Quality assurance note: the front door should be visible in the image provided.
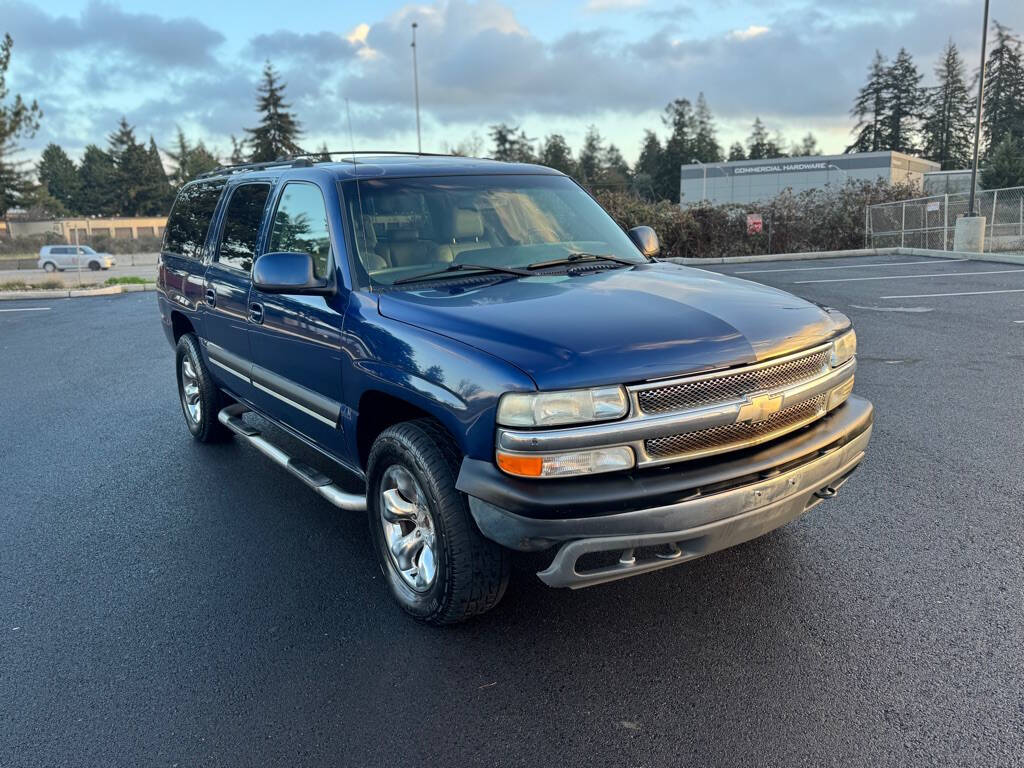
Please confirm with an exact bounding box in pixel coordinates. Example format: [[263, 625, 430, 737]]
[[248, 181, 348, 458], [201, 182, 271, 400]]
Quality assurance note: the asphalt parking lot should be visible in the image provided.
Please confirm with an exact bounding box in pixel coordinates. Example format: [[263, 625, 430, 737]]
[[2, 253, 1023, 767]]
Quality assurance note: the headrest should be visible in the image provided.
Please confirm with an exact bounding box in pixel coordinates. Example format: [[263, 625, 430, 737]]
[[390, 229, 418, 242], [452, 208, 484, 240], [360, 216, 378, 249]]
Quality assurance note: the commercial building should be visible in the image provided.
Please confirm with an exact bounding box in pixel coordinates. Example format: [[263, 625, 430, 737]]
[[4, 216, 167, 241], [922, 169, 977, 196], [680, 151, 940, 206]]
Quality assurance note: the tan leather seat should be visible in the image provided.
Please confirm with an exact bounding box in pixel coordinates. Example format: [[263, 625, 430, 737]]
[[358, 216, 389, 271], [437, 208, 491, 262], [383, 229, 437, 268]]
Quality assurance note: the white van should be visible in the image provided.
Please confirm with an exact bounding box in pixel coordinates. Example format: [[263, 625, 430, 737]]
[[37, 245, 116, 272]]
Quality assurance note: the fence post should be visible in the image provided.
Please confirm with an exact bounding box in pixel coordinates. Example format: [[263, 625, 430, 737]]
[[943, 194, 949, 250], [900, 202, 906, 248], [990, 189, 999, 241], [1019, 194, 1022, 237], [864, 206, 870, 248]]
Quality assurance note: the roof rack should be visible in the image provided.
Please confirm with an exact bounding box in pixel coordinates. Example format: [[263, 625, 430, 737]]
[[196, 149, 461, 179]]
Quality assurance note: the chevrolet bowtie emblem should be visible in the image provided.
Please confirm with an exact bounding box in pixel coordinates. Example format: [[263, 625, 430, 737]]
[[736, 393, 784, 423]]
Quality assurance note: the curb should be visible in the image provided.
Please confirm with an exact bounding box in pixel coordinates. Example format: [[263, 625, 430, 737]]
[[0, 283, 156, 301], [670, 248, 904, 265]]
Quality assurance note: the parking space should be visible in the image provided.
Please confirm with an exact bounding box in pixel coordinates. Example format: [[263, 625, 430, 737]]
[[2, 267, 1024, 766]]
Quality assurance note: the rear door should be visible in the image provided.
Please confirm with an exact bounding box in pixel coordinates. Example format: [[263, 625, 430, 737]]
[[202, 182, 272, 399], [247, 181, 348, 451]]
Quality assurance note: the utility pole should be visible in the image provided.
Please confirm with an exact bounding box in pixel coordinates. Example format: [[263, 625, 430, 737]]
[[968, 0, 989, 217], [411, 22, 422, 154], [74, 224, 82, 288]]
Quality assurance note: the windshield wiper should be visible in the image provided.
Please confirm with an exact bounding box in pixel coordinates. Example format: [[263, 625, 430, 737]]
[[526, 252, 642, 270], [392, 262, 531, 286]]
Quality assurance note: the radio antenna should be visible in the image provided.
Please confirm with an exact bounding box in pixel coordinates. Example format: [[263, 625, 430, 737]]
[[346, 98, 369, 270]]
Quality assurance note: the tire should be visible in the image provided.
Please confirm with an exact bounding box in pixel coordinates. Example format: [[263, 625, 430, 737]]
[[88, 261, 101, 271], [42, 262, 56, 273], [367, 419, 510, 625], [174, 333, 231, 443]]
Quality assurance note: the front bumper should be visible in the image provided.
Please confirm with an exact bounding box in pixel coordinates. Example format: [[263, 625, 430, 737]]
[[461, 395, 872, 588]]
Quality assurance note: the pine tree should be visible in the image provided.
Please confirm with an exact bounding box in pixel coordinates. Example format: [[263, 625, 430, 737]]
[[657, 99, 695, 200], [489, 123, 535, 163], [747, 117, 771, 159], [847, 51, 889, 152], [982, 22, 1024, 157], [601, 144, 631, 188], [981, 135, 1024, 188], [793, 133, 820, 156], [37, 143, 80, 214], [727, 142, 746, 161], [883, 48, 924, 153], [76, 145, 119, 215], [691, 93, 723, 162], [577, 125, 605, 185], [921, 41, 974, 170], [188, 141, 220, 177], [0, 34, 42, 216], [108, 116, 150, 215], [228, 135, 247, 165], [245, 62, 304, 162], [167, 127, 220, 185], [135, 137, 173, 215], [635, 131, 664, 199], [539, 134, 576, 176]]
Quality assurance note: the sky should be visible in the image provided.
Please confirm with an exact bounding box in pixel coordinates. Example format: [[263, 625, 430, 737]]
[[2, 0, 1023, 167]]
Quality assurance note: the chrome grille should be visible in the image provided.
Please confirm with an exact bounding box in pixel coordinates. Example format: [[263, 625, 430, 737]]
[[645, 395, 828, 460], [636, 347, 830, 414]]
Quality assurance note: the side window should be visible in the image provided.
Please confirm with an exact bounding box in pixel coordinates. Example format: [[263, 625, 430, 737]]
[[267, 183, 331, 279], [216, 183, 271, 273], [163, 181, 226, 260]]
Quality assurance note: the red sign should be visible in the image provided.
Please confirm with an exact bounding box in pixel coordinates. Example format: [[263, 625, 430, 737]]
[[747, 213, 763, 235]]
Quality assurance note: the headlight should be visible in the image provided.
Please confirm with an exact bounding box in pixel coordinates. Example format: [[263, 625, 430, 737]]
[[497, 386, 628, 428], [830, 329, 856, 367], [496, 446, 635, 478]]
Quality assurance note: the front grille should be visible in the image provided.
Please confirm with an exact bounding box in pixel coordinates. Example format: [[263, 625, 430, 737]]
[[636, 347, 830, 414], [645, 394, 828, 461]]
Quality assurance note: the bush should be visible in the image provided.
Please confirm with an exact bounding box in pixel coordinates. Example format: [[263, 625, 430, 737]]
[[104, 276, 148, 286], [594, 179, 921, 259], [0, 233, 162, 256]]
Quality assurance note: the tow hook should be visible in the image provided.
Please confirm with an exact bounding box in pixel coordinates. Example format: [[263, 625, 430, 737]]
[[814, 485, 838, 499]]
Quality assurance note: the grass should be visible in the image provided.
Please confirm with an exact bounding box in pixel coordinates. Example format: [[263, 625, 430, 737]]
[[0, 279, 66, 291], [104, 276, 148, 286]]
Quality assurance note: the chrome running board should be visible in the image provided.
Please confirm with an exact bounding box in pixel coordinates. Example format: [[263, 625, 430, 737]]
[[217, 404, 367, 512]]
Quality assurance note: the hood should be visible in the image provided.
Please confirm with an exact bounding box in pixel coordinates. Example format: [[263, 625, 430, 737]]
[[378, 263, 843, 390]]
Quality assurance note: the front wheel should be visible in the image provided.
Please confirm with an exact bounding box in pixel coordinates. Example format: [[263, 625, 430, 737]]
[[367, 420, 510, 624], [88, 261, 101, 271], [174, 333, 231, 443]]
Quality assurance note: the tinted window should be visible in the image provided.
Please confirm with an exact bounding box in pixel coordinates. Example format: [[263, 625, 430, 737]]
[[163, 181, 225, 260], [267, 183, 331, 278], [216, 183, 271, 273]]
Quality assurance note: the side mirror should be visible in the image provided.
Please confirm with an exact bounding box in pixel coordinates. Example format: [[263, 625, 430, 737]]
[[627, 226, 660, 258], [253, 251, 331, 294]]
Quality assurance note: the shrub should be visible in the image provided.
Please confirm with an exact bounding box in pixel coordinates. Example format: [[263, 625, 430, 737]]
[[594, 179, 921, 259], [0, 233, 162, 256]]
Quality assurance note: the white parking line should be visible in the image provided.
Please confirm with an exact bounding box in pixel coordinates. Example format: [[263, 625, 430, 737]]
[[795, 269, 1024, 284], [736, 259, 967, 274], [0, 307, 51, 312], [881, 288, 1024, 299]]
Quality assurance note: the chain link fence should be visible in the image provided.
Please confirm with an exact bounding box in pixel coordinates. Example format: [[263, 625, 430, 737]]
[[867, 186, 1024, 253]]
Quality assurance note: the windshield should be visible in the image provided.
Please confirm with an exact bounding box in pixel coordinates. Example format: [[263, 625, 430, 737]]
[[343, 174, 645, 287]]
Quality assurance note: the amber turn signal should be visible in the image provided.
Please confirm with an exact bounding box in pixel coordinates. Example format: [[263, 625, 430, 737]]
[[496, 452, 544, 477]]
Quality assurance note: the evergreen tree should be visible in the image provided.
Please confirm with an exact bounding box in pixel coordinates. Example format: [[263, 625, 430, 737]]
[[37, 143, 80, 214], [747, 117, 771, 159], [539, 134, 576, 176], [847, 51, 889, 152], [313, 142, 331, 162], [656, 99, 695, 200], [883, 48, 924, 153], [690, 92, 723, 162], [766, 131, 788, 158], [76, 144, 119, 215], [982, 22, 1024, 157], [793, 133, 820, 156], [188, 141, 220, 177], [601, 143, 631, 188], [921, 41, 974, 170], [576, 125, 605, 185], [135, 137, 173, 215], [634, 131, 664, 199], [727, 142, 747, 161], [108, 116, 150, 215], [167, 127, 220, 185], [0, 34, 42, 216], [981, 135, 1024, 188], [228, 135, 247, 165], [489, 123, 535, 163], [245, 62, 304, 162]]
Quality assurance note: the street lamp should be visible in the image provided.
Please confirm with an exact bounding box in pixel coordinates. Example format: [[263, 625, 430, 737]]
[[411, 22, 422, 154], [968, 0, 990, 217], [826, 164, 849, 184]]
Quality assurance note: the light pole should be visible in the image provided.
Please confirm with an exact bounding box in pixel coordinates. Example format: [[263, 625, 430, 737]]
[[826, 163, 849, 184], [968, 0, 990, 217], [411, 22, 422, 154]]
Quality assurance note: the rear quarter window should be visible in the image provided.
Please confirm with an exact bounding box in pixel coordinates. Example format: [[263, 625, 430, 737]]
[[163, 181, 226, 260]]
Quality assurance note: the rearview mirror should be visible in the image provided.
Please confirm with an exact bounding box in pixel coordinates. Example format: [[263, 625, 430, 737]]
[[627, 226, 661, 258], [253, 251, 331, 294]]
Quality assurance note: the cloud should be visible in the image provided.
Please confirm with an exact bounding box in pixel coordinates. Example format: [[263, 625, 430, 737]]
[[584, 0, 647, 12], [728, 25, 771, 41]]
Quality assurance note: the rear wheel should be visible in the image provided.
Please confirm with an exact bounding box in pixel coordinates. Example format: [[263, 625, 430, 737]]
[[175, 333, 231, 443], [367, 419, 510, 624], [42, 262, 56, 273]]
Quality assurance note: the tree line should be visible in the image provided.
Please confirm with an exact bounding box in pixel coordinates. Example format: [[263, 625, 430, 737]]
[[1, 21, 1023, 220]]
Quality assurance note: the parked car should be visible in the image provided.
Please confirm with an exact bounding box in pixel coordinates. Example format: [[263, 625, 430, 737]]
[[156, 154, 873, 624], [38, 245, 116, 272]]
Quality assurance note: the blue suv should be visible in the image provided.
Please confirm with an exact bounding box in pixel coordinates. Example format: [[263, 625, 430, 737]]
[[157, 153, 872, 624]]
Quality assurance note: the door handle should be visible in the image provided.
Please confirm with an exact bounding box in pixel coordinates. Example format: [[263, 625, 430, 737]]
[[205, 287, 216, 306], [249, 302, 265, 324]]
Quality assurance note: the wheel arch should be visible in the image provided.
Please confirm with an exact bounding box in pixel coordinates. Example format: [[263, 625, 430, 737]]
[[355, 389, 462, 471], [170, 310, 195, 343]]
